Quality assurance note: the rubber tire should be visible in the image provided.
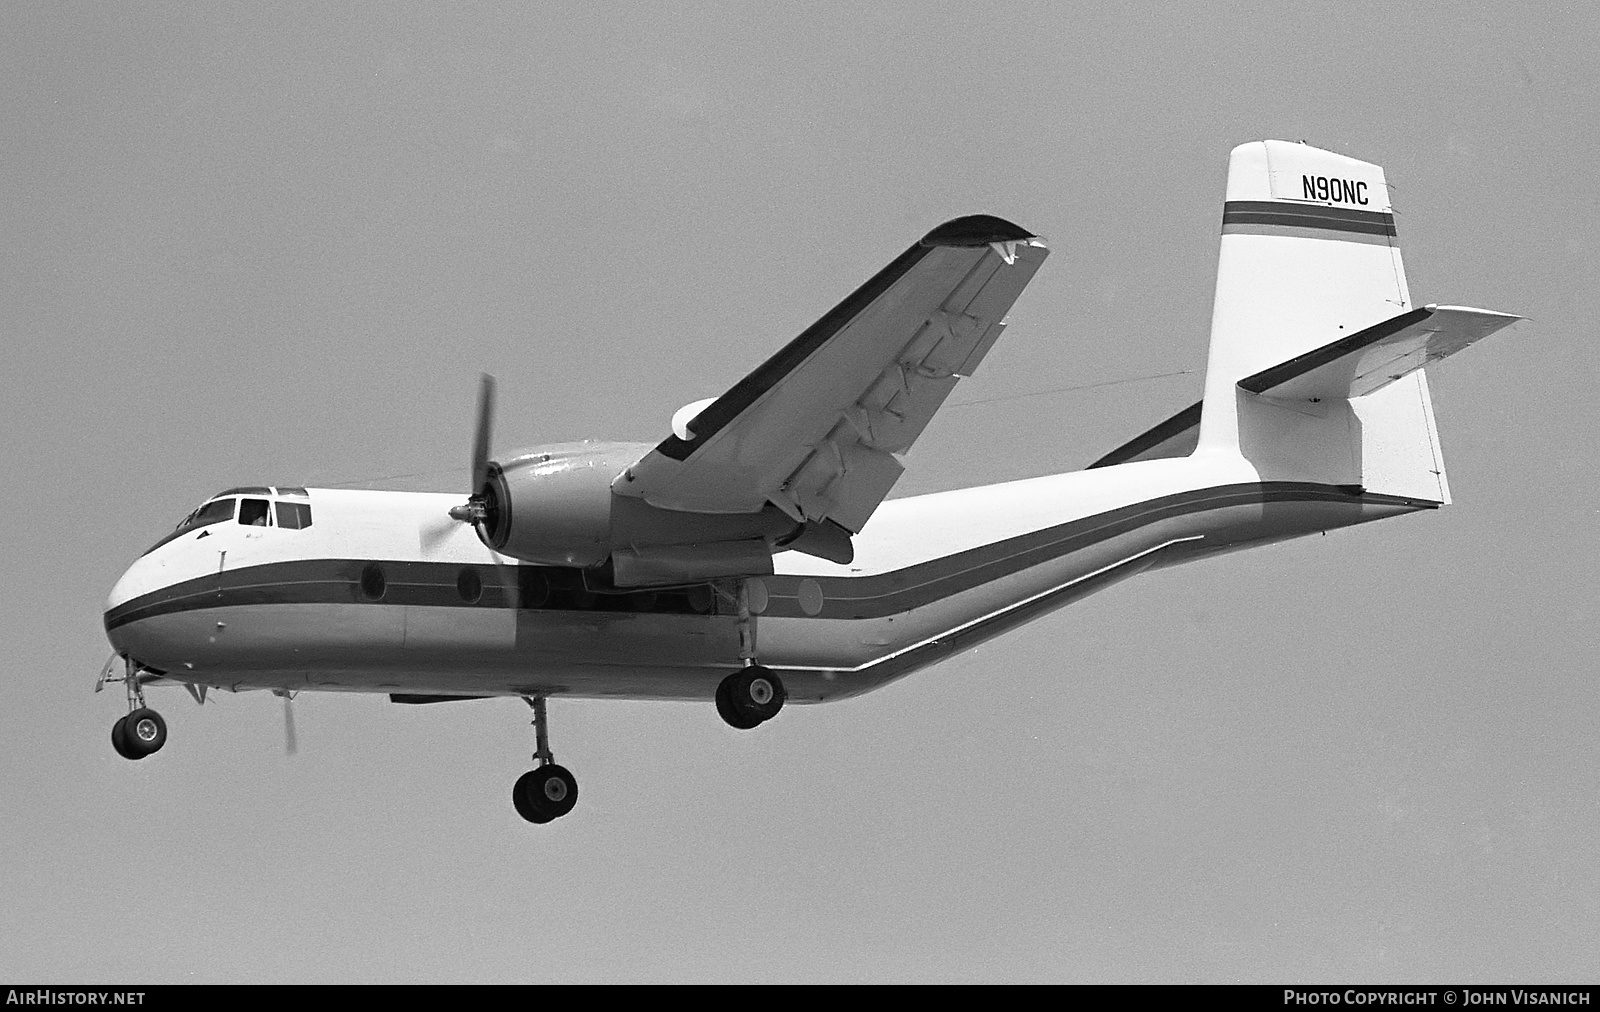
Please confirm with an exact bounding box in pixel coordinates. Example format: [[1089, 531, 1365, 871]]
[[724, 666, 785, 723], [532, 764, 578, 819], [715, 675, 765, 730], [123, 707, 167, 757], [513, 765, 578, 822], [111, 716, 142, 761], [513, 770, 554, 824]]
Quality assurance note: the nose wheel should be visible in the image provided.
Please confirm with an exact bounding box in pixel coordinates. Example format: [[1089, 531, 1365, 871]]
[[101, 656, 168, 760], [512, 695, 578, 824], [112, 707, 168, 760]]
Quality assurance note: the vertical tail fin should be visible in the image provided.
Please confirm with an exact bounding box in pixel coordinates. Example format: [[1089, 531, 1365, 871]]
[[1196, 140, 1449, 502]]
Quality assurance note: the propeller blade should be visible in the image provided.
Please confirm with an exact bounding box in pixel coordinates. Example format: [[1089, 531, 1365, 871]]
[[419, 515, 465, 553], [471, 373, 496, 494], [476, 519, 506, 560], [477, 520, 518, 595]]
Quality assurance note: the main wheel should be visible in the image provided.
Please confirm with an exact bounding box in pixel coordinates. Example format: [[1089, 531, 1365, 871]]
[[721, 666, 785, 724], [715, 676, 764, 729], [513, 765, 579, 823], [512, 770, 554, 824], [123, 707, 167, 757], [111, 716, 141, 761]]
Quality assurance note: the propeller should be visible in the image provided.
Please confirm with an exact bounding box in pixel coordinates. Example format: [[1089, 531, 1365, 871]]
[[440, 373, 519, 602], [470, 372, 495, 500], [448, 373, 497, 540], [421, 374, 498, 554]]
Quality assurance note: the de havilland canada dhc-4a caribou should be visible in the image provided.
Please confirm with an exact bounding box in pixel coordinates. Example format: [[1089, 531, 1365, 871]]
[[102, 141, 1518, 823]]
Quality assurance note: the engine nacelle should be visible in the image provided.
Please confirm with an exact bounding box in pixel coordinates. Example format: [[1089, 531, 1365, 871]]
[[484, 442, 650, 567]]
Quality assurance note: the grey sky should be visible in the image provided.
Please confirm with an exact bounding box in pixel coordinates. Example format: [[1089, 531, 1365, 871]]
[[2, 2, 1596, 982]]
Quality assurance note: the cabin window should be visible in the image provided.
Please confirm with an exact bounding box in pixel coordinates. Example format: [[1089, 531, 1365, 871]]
[[275, 501, 313, 530], [360, 562, 387, 601], [238, 498, 271, 526]]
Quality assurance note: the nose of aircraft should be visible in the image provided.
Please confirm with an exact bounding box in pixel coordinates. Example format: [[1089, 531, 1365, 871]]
[[103, 551, 169, 647], [106, 558, 146, 616]]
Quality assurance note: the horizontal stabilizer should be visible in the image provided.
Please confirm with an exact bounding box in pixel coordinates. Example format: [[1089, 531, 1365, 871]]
[[1240, 305, 1520, 402]]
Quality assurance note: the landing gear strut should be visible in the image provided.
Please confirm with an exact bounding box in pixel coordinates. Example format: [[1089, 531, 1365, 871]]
[[100, 655, 168, 761], [512, 695, 578, 824], [714, 579, 786, 730]]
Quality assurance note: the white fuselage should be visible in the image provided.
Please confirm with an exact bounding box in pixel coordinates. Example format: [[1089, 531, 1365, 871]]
[[103, 452, 1430, 704]]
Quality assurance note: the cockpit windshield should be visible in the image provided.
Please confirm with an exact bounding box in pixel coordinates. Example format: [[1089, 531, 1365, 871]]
[[142, 498, 236, 555], [181, 497, 237, 533], [142, 487, 314, 555]]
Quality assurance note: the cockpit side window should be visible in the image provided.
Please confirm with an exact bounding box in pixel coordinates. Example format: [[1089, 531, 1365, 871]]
[[275, 501, 313, 530], [238, 498, 271, 526]]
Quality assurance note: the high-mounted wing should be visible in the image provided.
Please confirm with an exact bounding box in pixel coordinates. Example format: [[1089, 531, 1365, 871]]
[[613, 215, 1050, 533]]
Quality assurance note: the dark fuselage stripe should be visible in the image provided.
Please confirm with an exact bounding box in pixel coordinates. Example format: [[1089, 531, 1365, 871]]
[[105, 482, 1435, 632], [758, 481, 1427, 618]]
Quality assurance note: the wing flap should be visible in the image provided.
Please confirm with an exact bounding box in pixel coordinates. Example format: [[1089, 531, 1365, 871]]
[[617, 216, 1049, 531]]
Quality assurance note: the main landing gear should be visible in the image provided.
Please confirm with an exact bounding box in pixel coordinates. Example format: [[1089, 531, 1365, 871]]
[[99, 655, 168, 761], [713, 579, 786, 730], [512, 695, 578, 824]]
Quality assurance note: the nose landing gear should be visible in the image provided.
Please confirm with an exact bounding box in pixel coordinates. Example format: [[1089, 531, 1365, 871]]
[[112, 707, 168, 760], [512, 695, 578, 824], [99, 655, 169, 760]]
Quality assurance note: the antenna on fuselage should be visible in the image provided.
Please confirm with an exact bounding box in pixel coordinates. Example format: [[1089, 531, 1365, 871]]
[[272, 688, 298, 756]]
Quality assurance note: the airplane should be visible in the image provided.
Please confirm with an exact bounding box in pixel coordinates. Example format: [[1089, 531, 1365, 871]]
[[101, 140, 1519, 824]]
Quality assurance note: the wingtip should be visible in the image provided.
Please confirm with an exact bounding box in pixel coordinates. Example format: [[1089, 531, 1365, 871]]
[[920, 214, 1036, 248]]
